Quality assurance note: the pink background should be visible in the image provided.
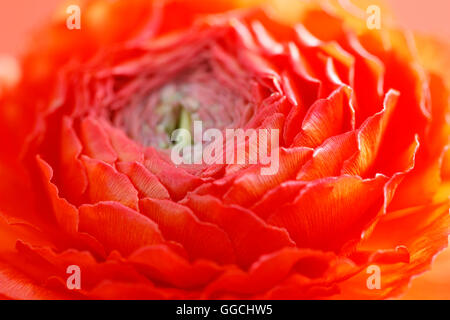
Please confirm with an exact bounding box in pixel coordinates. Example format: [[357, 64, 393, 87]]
[[0, 0, 449, 55]]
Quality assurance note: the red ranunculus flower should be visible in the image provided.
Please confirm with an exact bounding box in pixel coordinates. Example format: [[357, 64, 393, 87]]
[[0, 0, 449, 299]]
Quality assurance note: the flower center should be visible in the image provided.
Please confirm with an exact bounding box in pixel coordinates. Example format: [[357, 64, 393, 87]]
[[109, 64, 253, 149], [159, 103, 193, 149]]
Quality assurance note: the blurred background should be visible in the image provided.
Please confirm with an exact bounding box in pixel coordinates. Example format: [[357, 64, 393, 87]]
[[0, 0, 448, 299], [0, 0, 449, 56]]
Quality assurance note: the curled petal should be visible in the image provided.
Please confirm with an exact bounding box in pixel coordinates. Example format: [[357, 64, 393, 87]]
[[79, 201, 165, 256]]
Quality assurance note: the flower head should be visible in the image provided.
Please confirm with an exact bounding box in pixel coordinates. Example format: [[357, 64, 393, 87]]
[[0, 0, 448, 299]]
